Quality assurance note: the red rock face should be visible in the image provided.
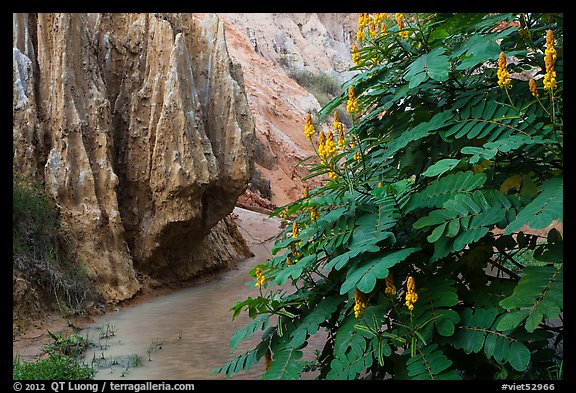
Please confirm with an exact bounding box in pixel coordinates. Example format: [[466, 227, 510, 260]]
[[215, 13, 357, 209]]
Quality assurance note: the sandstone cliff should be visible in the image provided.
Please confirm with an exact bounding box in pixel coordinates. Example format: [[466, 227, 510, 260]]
[[216, 13, 357, 207], [13, 13, 254, 306]]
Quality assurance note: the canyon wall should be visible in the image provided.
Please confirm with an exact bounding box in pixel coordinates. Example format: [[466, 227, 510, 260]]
[[217, 13, 357, 207], [13, 13, 254, 304]]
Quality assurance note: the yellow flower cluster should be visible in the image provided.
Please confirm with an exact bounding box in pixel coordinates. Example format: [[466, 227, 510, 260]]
[[318, 131, 337, 163], [356, 13, 390, 46], [255, 267, 265, 287], [292, 221, 299, 238], [333, 111, 341, 131], [357, 13, 371, 42], [351, 43, 361, 65], [264, 348, 272, 371], [291, 242, 300, 260], [346, 85, 359, 115], [368, 21, 375, 38], [279, 209, 288, 219], [396, 13, 409, 39], [337, 128, 346, 150], [310, 205, 319, 222], [353, 150, 361, 161], [529, 78, 539, 97], [334, 112, 346, 150], [405, 276, 418, 311], [497, 51, 512, 88], [373, 13, 390, 27], [304, 113, 316, 142], [385, 275, 396, 296], [354, 289, 367, 318], [543, 29, 557, 91]]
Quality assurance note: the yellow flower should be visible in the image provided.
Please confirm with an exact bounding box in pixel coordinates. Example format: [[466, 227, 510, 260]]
[[356, 13, 370, 43], [310, 206, 319, 221], [396, 13, 409, 39], [395, 13, 404, 29], [346, 85, 359, 115], [292, 221, 299, 238], [264, 348, 272, 371], [385, 275, 396, 296], [544, 30, 557, 92], [497, 51, 512, 88], [351, 42, 361, 65], [255, 267, 265, 287], [529, 78, 539, 97], [405, 275, 418, 311], [354, 289, 367, 318], [369, 21, 376, 37], [545, 29, 557, 62], [319, 131, 337, 163], [353, 150, 361, 161], [304, 113, 316, 142], [337, 127, 346, 150], [290, 242, 300, 260], [279, 209, 288, 219]]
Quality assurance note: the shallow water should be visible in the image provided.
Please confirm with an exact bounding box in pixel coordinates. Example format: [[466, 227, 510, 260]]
[[81, 240, 274, 380]]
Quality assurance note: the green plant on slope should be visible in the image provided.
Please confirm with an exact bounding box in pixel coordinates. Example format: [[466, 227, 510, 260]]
[[215, 12, 562, 380], [14, 331, 95, 380], [13, 177, 97, 314]]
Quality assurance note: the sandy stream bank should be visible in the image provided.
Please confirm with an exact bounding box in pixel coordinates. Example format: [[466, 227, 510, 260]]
[[12, 207, 283, 367]]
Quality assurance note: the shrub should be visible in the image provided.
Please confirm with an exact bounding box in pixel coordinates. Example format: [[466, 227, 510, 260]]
[[216, 13, 562, 380], [13, 355, 95, 380], [13, 177, 97, 314], [13, 331, 95, 380]]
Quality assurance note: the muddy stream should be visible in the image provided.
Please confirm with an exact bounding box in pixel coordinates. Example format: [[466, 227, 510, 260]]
[[76, 207, 322, 380]]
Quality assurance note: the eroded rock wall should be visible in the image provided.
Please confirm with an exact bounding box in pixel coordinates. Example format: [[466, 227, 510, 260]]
[[13, 13, 254, 303]]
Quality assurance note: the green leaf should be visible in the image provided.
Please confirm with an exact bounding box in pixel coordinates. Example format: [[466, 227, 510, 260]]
[[229, 315, 268, 352], [495, 310, 531, 331], [426, 52, 450, 82], [334, 315, 368, 358], [427, 222, 447, 243], [505, 177, 563, 234], [416, 189, 510, 252], [407, 171, 487, 212], [453, 33, 502, 71], [262, 347, 304, 380], [508, 341, 531, 372], [405, 48, 450, 86], [340, 248, 420, 294], [211, 349, 258, 378], [453, 307, 499, 353], [274, 254, 316, 286], [422, 159, 461, 178], [499, 265, 563, 332], [406, 343, 459, 380], [453, 307, 532, 371], [413, 277, 461, 337], [288, 296, 341, 347], [381, 110, 455, 159]]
